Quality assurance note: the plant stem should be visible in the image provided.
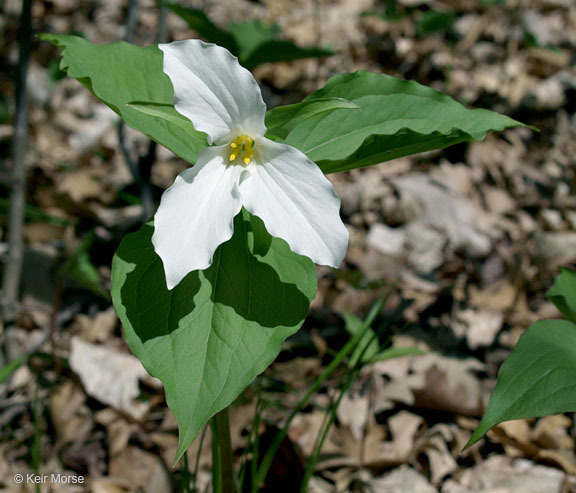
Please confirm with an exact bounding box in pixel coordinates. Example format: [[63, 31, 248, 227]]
[[1, 0, 32, 364], [211, 419, 222, 493], [214, 407, 236, 493], [180, 447, 191, 493], [117, 0, 155, 220]]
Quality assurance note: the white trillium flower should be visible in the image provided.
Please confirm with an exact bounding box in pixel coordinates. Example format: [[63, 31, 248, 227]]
[[153, 39, 349, 289]]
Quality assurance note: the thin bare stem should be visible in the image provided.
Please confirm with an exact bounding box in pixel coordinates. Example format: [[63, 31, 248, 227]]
[[116, 0, 157, 220], [1, 0, 33, 363]]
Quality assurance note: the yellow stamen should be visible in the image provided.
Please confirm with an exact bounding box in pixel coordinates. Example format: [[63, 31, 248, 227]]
[[228, 134, 255, 166], [243, 137, 253, 165]]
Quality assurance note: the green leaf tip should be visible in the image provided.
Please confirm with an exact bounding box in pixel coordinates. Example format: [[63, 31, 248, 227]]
[[279, 70, 526, 174], [546, 268, 576, 324], [38, 33, 207, 163], [465, 319, 576, 450]]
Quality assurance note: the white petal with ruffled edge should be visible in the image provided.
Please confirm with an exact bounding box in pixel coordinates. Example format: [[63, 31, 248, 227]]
[[159, 40, 267, 145], [239, 138, 349, 268], [152, 145, 244, 289]]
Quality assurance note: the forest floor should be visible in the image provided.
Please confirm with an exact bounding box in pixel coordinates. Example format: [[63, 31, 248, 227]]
[[1, 0, 576, 491]]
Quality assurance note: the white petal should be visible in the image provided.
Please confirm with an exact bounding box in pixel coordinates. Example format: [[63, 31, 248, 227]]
[[152, 146, 244, 289], [239, 138, 348, 267], [159, 40, 267, 144]]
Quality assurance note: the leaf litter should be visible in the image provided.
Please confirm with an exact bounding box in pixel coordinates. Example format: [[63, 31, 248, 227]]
[[1, 0, 576, 491]]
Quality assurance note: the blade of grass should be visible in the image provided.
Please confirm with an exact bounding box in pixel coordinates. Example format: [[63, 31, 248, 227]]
[[191, 425, 208, 493], [300, 331, 377, 491], [0, 353, 28, 384], [238, 393, 263, 489], [252, 297, 387, 491], [301, 309, 416, 489]]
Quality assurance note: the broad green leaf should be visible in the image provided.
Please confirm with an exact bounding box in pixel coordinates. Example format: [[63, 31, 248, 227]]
[[416, 10, 457, 37], [265, 98, 358, 140], [111, 211, 316, 461], [59, 232, 107, 298], [127, 102, 197, 134], [39, 34, 207, 164], [282, 71, 525, 174], [467, 319, 576, 448], [162, 4, 333, 69], [546, 268, 576, 324], [242, 40, 334, 71], [161, 2, 237, 53], [227, 20, 280, 63]]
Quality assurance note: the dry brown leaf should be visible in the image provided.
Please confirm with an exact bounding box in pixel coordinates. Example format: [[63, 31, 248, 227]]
[[370, 465, 436, 493], [95, 409, 137, 457], [90, 480, 132, 493], [452, 308, 504, 349], [415, 425, 460, 484], [57, 168, 114, 204], [410, 354, 485, 416], [50, 382, 93, 449], [72, 307, 118, 343], [373, 353, 485, 422], [393, 173, 492, 258], [532, 415, 574, 451], [69, 337, 160, 420], [289, 410, 341, 458], [336, 386, 370, 442], [24, 222, 66, 244], [468, 279, 519, 312], [488, 419, 539, 457], [108, 447, 171, 493], [370, 411, 423, 466], [442, 455, 566, 493]]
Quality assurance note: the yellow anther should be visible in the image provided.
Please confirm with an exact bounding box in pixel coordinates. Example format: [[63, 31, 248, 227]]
[[228, 134, 255, 166], [243, 137, 253, 165]]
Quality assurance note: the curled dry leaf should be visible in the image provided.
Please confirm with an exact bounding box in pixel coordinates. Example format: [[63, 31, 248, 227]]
[[414, 424, 460, 484], [50, 381, 93, 449], [373, 353, 485, 417], [370, 411, 423, 466], [69, 337, 161, 420], [108, 446, 171, 493], [337, 384, 370, 442], [442, 455, 566, 493], [452, 308, 504, 349], [370, 465, 436, 493], [72, 306, 118, 343]]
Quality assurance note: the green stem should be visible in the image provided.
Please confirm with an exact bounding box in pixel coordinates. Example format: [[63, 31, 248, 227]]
[[180, 448, 191, 493], [212, 407, 236, 493], [211, 419, 222, 493], [192, 425, 208, 492]]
